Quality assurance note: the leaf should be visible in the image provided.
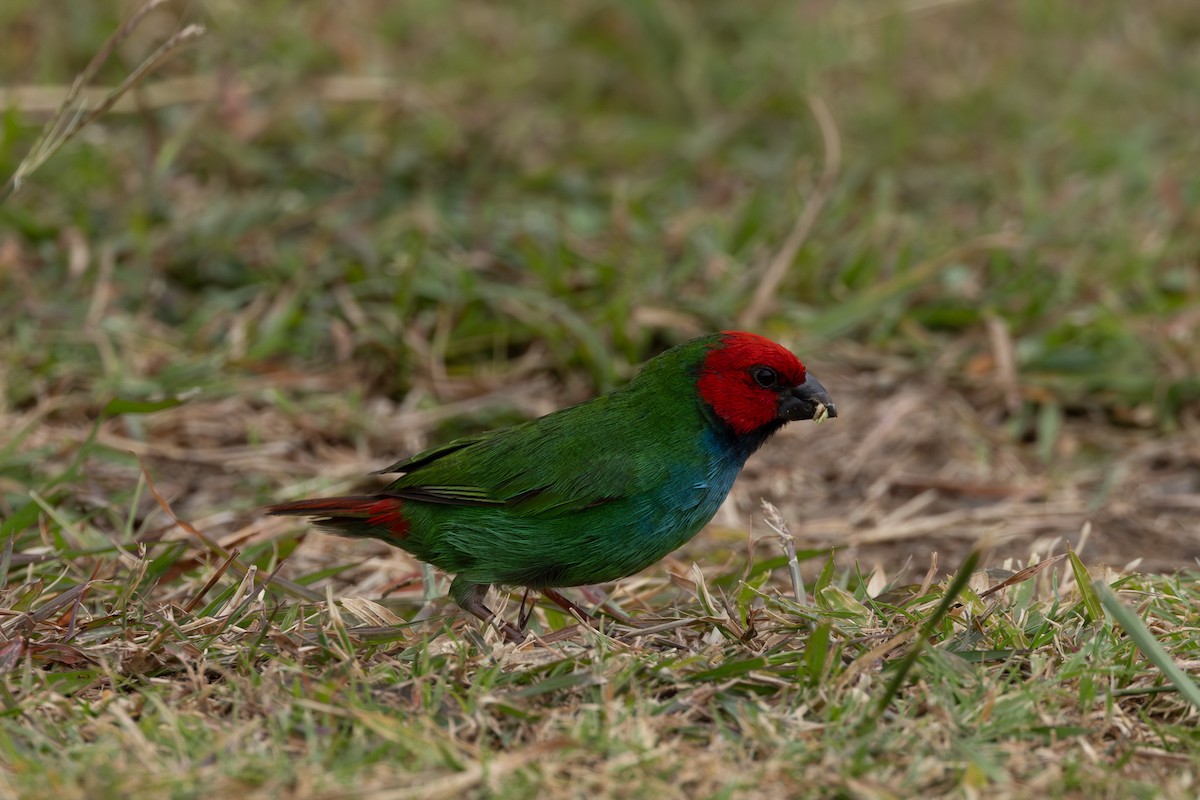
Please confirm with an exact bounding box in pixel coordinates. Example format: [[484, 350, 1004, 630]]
[[0, 639, 25, 676], [1068, 547, 1102, 622], [736, 566, 771, 622], [804, 621, 832, 684], [816, 585, 872, 623], [813, 549, 837, 596], [0, 503, 41, 540], [102, 395, 189, 416], [691, 657, 767, 682], [512, 671, 603, 698]]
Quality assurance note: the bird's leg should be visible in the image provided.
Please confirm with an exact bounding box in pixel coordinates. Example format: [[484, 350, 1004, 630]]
[[517, 588, 535, 632], [465, 592, 526, 643], [577, 585, 638, 625], [545, 587, 639, 627], [543, 588, 601, 622], [452, 578, 525, 643]]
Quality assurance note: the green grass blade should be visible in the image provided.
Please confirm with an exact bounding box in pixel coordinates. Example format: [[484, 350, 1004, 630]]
[[1068, 548, 1102, 622], [1093, 580, 1200, 711], [869, 547, 982, 721]]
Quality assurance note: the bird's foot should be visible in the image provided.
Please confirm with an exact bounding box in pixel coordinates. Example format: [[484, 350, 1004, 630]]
[[494, 616, 527, 643], [456, 581, 527, 643]]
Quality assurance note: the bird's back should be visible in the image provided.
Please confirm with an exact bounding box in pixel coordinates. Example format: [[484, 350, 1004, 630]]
[[389, 338, 750, 586]]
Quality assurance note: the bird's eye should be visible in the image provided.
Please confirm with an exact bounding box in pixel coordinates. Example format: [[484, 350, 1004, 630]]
[[750, 365, 779, 389]]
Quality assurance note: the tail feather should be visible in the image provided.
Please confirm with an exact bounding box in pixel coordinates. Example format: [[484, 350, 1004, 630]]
[[266, 495, 410, 539]]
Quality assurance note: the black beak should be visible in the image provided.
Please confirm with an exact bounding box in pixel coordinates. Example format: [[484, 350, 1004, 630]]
[[777, 374, 837, 422]]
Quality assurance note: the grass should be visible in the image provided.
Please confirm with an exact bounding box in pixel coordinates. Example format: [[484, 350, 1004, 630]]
[[0, 512, 1197, 798], [2, 0, 1200, 796]]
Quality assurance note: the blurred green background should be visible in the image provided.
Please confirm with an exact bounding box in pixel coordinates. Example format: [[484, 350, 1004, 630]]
[[2, 0, 1198, 434]]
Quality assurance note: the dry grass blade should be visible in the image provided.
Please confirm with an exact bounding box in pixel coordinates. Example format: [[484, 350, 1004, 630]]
[[740, 93, 841, 328], [761, 499, 806, 603], [0, 0, 206, 202], [978, 553, 1068, 599], [835, 626, 922, 691], [357, 739, 574, 800], [181, 549, 242, 614], [140, 459, 324, 603], [985, 313, 1022, 414], [0, 582, 92, 638], [339, 597, 405, 628]]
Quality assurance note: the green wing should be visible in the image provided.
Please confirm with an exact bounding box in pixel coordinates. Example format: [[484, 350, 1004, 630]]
[[376, 391, 683, 516]]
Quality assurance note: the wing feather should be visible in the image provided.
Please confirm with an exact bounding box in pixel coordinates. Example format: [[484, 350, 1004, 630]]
[[376, 389, 690, 516]]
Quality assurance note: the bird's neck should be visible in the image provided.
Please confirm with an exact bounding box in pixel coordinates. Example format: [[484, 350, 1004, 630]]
[[701, 403, 785, 465]]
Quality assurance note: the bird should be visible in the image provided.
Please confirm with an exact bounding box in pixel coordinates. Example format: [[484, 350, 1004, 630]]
[[267, 331, 836, 641]]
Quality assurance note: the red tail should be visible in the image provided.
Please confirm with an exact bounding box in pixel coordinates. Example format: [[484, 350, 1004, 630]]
[[266, 495, 410, 539]]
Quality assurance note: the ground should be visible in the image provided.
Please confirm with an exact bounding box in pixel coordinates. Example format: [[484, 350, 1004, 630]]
[[2, 1, 1200, 798]]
